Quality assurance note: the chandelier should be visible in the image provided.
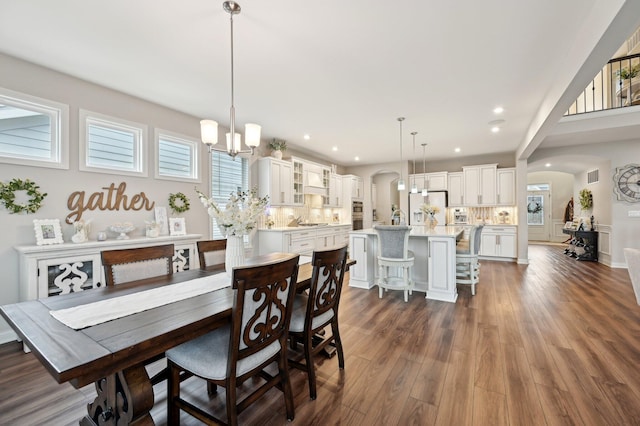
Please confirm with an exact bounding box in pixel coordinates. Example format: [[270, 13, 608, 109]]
[[200, 1, 260, 159]]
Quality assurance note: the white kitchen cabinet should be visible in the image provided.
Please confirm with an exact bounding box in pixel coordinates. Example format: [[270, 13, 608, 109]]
[[258, 225, 351, 257], [344, 174, 364, 200], [496, 168, 516, 206], [15, 234, 201, 301], [425, 172, 448, 191], [348, 233, 375, 288], [479, 226, 517, 259], [427, 236, 458, 302], [258, 157, 293, 206], [327, 173, 343, 207], [463, 164, 497, 206], [292, 159, 304, 205], [447, 172, 464, 206]]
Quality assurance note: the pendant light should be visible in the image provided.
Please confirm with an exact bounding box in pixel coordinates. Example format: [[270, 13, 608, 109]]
[[397, 117, 405, 191], [200, 1, 261, 159], [410, 131, 418, 193], [421, 143, 428, 196]]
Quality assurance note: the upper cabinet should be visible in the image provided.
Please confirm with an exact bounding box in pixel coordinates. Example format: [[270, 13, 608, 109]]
[[258, 158, 293, 206], [343, 174, 364, 200], [463, 164, 497, 206], [496, 168, 516, 206], [327, 173, 343, 207], [292, 159, 304, 205], [447, 172, 464, 206], [425, 172, 448, 191]]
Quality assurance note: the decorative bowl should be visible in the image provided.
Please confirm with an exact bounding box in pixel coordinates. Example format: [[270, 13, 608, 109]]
[[109, 223, 135, 240]]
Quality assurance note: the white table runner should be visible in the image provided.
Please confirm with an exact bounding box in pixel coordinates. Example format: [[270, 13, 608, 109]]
[[50, 273, 231, 330]]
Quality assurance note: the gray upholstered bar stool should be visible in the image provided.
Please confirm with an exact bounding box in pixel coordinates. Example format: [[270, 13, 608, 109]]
[[374, 225, 414, 302], [455, 225, 484, 295]]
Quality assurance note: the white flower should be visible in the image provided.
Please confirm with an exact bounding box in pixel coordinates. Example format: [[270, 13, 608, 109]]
[[421, 204, 440, 215], [196, 188, 269, 237]]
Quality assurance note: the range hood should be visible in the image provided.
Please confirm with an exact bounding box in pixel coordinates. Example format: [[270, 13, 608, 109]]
[[303, 166, 327, 195]]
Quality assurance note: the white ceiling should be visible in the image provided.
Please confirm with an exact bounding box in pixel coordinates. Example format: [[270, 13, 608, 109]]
[[0, 0, 634, 167]]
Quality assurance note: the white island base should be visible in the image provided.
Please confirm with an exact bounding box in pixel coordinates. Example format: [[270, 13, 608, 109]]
[[349, 226, 463, 303]]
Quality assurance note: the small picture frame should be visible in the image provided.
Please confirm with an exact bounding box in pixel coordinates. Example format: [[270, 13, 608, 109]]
[[564, 221, 573, 229], [34, 219, 64, 246], [155, 206, 169, 236], [169, 217, 186, 236]]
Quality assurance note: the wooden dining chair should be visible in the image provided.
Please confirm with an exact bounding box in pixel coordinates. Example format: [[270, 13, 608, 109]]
[[197, 239, 227, 270], [166, 254, 300, 426], [288, 245, 348, 400], [100, 244, 175, 385], [101, 244, 175, 286]]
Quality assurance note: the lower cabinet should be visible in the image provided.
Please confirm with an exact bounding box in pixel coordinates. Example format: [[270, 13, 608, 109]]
[[258, 225, 351, 257], [15, 234, 202, 301], [348, 233, 375, 287], [479, 226, 517, 259]]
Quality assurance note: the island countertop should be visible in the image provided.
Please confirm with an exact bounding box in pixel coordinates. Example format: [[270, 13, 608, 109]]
[[350, 225, 464, 238]]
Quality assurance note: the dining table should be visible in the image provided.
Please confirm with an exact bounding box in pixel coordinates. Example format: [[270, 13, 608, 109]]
[[0, 252, 354, 425]]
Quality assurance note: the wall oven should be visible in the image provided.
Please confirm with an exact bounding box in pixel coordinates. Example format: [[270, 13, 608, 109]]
[[352, 201, 363, 230]]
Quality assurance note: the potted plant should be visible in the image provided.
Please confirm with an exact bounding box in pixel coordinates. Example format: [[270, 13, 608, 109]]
[[269, 139, 287, 160], [618, 64, 640, 105]]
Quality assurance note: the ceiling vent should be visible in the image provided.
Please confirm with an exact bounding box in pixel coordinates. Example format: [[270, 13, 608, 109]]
[[587, 169, 599, 184]]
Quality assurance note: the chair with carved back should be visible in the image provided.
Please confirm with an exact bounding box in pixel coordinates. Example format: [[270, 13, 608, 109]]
[[455, 225, 484, 295], [197, 239, 227, 271], [288, 245, 348, 400], [166, 254, 300, 426], [101, 244, 175, 286], [100, 244, 175, 385]]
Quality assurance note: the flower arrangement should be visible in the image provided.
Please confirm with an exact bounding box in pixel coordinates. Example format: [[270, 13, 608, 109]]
[[421, 204, 440, 215], [196, 188, 269, 237]]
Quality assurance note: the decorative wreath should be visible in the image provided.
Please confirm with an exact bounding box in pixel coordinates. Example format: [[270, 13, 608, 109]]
[[579, 188, 593, 210], [527, 201, 542, 214], [168, 192, 190, 214], [0, 178, 47, 214]]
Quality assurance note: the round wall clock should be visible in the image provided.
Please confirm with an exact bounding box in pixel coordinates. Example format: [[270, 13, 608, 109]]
[[613, 163, 640, 203]]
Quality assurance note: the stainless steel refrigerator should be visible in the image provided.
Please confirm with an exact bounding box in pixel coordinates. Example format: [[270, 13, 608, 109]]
[[408, 190, 448, 226]]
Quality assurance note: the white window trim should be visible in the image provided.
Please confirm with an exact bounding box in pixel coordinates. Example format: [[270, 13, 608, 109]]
[[0, 87, 69, 169], [79, 109, 148, 177], [154, 128, 201, 183]]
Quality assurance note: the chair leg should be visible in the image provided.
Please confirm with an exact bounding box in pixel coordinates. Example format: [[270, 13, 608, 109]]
[[207, 382, 218, 395], [304, 332, 317, 400], [167, 361, 181, 425], [279, 351, 295, 421], [226, 377, 238, 426], [331, 320, 345, 369]]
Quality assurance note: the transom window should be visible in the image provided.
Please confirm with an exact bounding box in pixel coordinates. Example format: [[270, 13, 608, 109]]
[[0, 88, 68, 169], [79, 109, 147, 176], [155, 130, 200, 182]]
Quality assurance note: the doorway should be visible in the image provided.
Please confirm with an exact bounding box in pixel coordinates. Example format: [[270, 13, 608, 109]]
[[527, 187, 551, 241]]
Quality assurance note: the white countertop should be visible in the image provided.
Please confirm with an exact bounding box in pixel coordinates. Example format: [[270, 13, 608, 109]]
[[258, 223, 351, 232], [351, 225, 464, 238]]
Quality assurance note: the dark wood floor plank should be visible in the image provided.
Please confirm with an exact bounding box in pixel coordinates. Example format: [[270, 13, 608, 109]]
[[3, 245, 640, 425]]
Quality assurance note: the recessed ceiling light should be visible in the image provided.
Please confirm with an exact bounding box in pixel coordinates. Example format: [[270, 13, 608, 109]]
[[354, 156, 360, 161], [545, 163, 551, 167], [303, 134, 310, 140], [491, 126, 500, 133], [493, 106, 504, 114], [454, 147, 461, 153], [332, 146, 338, 151]]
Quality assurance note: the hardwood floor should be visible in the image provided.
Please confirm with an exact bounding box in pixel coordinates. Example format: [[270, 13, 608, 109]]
[[2, 244, 640, 425]]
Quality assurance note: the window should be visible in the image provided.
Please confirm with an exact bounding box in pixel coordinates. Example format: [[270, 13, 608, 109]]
[[210, 151, 249, 240], [79, 109, 147, 176], [0, 88, 68, 169], [155, 129, 200, 182]]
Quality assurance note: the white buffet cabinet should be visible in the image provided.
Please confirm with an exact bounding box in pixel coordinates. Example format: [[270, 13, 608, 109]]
[[257, 225, 351, 257], [349, 226, 464, 303], [14, 234, 202, 301]]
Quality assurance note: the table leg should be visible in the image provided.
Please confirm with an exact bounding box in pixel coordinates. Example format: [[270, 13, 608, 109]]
[[85, 364, 154, 425]]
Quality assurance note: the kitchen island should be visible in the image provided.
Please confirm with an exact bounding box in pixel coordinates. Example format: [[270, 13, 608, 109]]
[[349, 226, 464, 303]]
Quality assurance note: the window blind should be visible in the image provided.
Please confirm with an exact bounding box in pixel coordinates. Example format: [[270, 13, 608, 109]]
[[210, 152, 249, 240]]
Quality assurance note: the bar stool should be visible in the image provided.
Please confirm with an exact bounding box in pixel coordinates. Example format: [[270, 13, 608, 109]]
[[456, 225, 484, 295], [374, 225, 414, 302]]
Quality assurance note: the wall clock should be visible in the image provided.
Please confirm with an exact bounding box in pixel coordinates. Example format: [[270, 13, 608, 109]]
[[613, 163, 640, 203]]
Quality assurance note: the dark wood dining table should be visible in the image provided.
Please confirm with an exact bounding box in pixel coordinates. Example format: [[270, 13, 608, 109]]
[[0, 252, 354, 425]]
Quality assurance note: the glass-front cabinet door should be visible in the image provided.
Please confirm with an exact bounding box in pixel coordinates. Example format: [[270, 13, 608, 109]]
[[38, 254, 103, 297]]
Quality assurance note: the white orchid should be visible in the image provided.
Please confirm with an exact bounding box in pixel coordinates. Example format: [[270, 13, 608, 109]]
[[196, 188, 269, 237]]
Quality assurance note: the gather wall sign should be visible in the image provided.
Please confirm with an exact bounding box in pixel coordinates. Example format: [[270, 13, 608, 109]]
[[66, 182, 155, 224]]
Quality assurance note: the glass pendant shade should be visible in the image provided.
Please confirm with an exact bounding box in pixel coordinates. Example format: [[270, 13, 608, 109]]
[[411, 183, 418, 193], [200, 120, 218, 145], [226, 132, 241, 152], [244, 123, 261, 147], [397, 179, 406, 191], [422, 187, 428, 196]]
